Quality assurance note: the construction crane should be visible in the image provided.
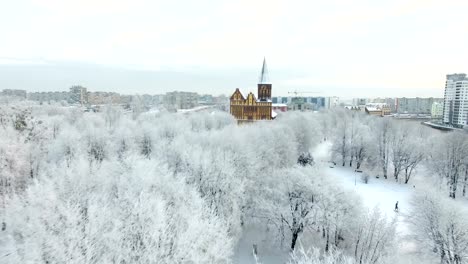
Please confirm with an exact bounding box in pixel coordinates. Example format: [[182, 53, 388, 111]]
[[287, 90, 322, 96]]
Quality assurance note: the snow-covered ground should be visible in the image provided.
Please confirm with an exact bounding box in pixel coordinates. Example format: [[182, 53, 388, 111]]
[[233, 225, 290, 264], [234, 142, 420, 263], [313, 142, 417, 255], [177, 105, 215, 113]]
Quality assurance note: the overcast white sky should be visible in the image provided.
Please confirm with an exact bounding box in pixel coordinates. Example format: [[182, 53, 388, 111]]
[[1, 0, 467, 97]]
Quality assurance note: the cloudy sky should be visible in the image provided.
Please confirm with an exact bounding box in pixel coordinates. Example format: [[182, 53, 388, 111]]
[[1, 0, 467, 98]]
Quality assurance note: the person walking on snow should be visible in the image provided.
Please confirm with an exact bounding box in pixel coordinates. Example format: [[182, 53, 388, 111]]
[[394, 201, 399, 212]]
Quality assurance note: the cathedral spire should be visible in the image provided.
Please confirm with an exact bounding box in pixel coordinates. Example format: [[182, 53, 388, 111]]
[[258, 57, 270, 84]]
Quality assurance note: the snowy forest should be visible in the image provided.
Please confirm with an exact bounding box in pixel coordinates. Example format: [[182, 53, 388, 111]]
[[0, 101, 468, 264]]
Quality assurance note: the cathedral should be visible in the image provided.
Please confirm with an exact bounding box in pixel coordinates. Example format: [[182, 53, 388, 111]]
[[230, 59, 275, 122]]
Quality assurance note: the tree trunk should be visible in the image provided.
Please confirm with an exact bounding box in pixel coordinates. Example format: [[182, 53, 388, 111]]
[[325, 227, 330, 252], [291, 231, 299, 250], [450, 188, 456, 199], [463, 168, 468, 197], [440, 244, 446, 264], [342, 135, 346, 167], [334, 230, 338, 247], [383, 163, 387, 179], [450, 176, 457, 199], [354, 237, 360, 259]]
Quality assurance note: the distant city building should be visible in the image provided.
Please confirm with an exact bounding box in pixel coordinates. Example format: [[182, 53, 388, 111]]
[[140, 94, 154, 107], [327, 97, 340, 109], [69, 85, 88, 105], [396, 97, 443, 114], [443, 73, 468, 127], [87, 91, 121, 105], [288, 97, 314, 111], [365, 103, 391, 116], [199, 94, 214, 105], [431, 102, 444, 120], [272, 103, 288, 112], [28, 91, 69, 102], [370, 98, 397, 113], [152, 94, 165, 105], [272, 96, 291, 104], [213, 95, 229, 111], [120, 95, 133, 105], [352, 98, 368, 106], [271, 96, 331, 111], [164, 91, 199, 110], [1, 89, 27, 98]]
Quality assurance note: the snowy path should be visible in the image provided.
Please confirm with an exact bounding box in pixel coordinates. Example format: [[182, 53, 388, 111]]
[[234, 142, 419, 263], [313, 142, 418, 257]]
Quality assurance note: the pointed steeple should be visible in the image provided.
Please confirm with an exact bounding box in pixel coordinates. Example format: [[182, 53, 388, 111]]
[[258, 57, 270, 84]]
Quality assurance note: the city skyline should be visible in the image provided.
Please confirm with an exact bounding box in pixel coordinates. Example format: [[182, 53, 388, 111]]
[[0, 61, 459, 99], [1, 0, 468, 98]]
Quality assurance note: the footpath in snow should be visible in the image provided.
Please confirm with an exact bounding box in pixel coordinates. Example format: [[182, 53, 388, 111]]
[[234, 142, 420, 263], [313, 142, 419, 257]]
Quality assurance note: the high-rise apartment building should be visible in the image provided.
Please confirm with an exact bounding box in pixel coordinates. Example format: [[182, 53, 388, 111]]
[[443, 74, 468, 127]]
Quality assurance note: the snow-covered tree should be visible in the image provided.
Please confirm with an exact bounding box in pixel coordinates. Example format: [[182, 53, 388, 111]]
[[375, 118, 392, 179], [351, 208, 396, 264], [2, 159, 233, 263], [289, 247, 356, 264], [331, 111, 350, 167], [430, 132, 468, 198], [390, 124, 410, 182], [261, 167, 322, 250], [410, 190, 468, 263]]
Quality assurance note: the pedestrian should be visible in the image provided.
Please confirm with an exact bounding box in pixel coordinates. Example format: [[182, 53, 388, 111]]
[[394, 201, 399, 212]]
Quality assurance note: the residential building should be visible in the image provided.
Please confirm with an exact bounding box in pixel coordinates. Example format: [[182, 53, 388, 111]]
[[199, 94, 214, 105], [69, 85, 88, 105], [288, 97, 315, 111], [271, 96, 331, 111], [272, 96, 289, 104], [443, 73, 468, 127], [28, 91, 69, 102], [326, 97, 340, 108], [152, 94, 165, 105], [164, 91, 199, 110], [230, 58, 274, 122], [1, 89, 27, 98], [140, 94, 154, 107], [352, 98, 368, 106], [120, 95, 133, 105], [87, 92, 121, 105], [303, 97, 327, 110], [397, 97, 443, 114], [431, 102, 444, 120]]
